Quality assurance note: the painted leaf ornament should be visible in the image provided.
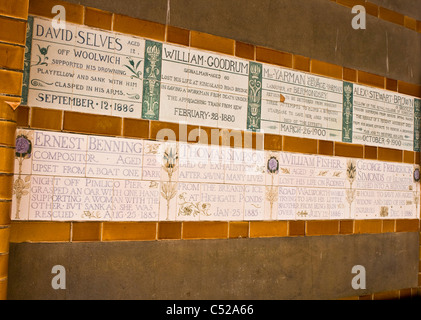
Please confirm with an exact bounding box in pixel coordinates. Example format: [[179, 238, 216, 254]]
[[267, 156, 279, 174]]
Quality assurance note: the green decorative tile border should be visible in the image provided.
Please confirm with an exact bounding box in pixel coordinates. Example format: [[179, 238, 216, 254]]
[[142, 40, 162, 121], [247, 62, 262, 131], [342, 82, 353, 143], [414, 99, 421, 152], [21, 15, 34, 106]]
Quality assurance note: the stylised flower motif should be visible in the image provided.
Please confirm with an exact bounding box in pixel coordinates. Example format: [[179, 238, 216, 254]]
[[15, 135, 32, 159], [14, 131, 33, 220], [346, 160, 357, 184], [124, 57, 142, 80], [13, 178, 26, 193], [346, 159, 357, 219], [163, 148, 179, 170], [266, 156, 279, 219], [33, 45, 50, 66], [250, 63, 261, 78], [344, 84, 352, 96], [147, 45, 160, 59], [178, 193, 211, 218], [38, 44, 50, 56], [414, 168, 420, 182], [161, 146, 179, 220], [267, 156, 279, 174], [180, 205, 193, 216]]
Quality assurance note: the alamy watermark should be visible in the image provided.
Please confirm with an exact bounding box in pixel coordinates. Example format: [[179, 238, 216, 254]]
[[156, 124, 264, 150], [351, 265, 366, 290], [352, 5, 366, 30], [52, 5, 66, 30], [50, 4, 368, 31], [51, 265, 66, 290]]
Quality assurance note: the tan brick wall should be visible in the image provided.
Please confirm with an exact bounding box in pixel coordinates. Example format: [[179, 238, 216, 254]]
[[2, 0, 421, 300]]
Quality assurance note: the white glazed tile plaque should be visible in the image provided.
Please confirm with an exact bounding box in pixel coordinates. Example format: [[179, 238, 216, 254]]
[[329, 188, 348, 220], [178, 143, 224, 184], [218, 54, 249, 131], [142, 140, 162, 181], [77, 178, 115, 221], [200, 183, 244, 221], [244, 185, 265, 221], [26, 175, 54, 221], [113, 180, 160, 221], [31, 130, 87, 177], [354, 189, 378, 220], [161, 43, 191, 86], [277, 152, 316, 188], [295, 188, 331, 220], [179, 48, 221, 128], [26, 17, 145, 118], [219, 92, 248, 131], [243, 148, 265, 185], [175, 182, 202, 221], [262, 65, 343, 141], [159, 82, 188, 124], [110, 73, 143, 119], [50, 176, 85, 221], [277, 186, 297, 220], [26, 18, 78, 111], [86, 135, 143, 180]]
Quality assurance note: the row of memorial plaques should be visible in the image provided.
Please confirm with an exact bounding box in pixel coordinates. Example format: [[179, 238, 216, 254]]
[[12, 129, 420, 221], [22, 16, 421, 152]]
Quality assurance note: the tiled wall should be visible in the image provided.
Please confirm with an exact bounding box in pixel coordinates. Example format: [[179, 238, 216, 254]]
[[2, 0, 421, 299], [13, 0, 421, 265], [22, 16, 420, 151]]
